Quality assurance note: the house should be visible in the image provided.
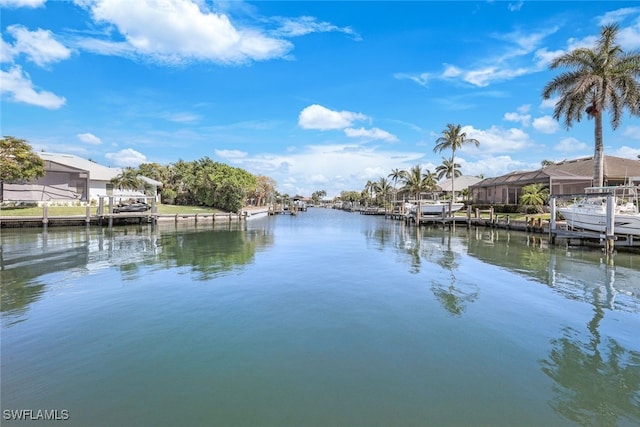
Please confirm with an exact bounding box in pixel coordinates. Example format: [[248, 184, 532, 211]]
[[470, 155, 640, 205], [438, 175, 484, 198], [2, 152, 161, 204]]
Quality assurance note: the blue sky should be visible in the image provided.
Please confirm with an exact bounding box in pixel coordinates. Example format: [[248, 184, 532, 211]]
[[2, 0, 640, 197]]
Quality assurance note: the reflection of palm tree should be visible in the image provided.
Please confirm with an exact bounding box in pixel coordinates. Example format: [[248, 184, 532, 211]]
[[430, 234, 478, 316], [541, 284, 640, 425]]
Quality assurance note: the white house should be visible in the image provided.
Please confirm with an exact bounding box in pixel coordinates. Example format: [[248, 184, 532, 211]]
[[2, 152, 161, 203]]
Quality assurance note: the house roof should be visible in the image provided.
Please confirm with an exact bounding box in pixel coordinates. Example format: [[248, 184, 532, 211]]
[[40, 152, 122, 181], [39, 152, 162, 186], [438, 175, 483, 192], [471, 155, 640, 188]]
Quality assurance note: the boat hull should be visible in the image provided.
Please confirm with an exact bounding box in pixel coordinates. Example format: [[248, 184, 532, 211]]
[[558, 207, 640, 236], [405, 202, 465, 216]]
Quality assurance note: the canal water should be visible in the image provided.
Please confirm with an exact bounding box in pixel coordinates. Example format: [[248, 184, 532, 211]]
[[1, 208, 639, 426]]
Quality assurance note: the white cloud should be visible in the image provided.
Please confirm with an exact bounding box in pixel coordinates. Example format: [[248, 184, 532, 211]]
[[598, 7, 640, 25], [0, 37, 15, 63], [105, 148, 147, 167], [215, 143, 425, 198], [393, 72, 429, 87], [0, 0, 45, 7], [503, 108, 531, 127], [612, 145, 640, 159], [462, 66, 530, 87], [532, 115, 560, 134], [554, 137, 588, 153], [75, 0, 292, 64], [460, 155, 537, 178], [540, 97, 558, 110], [77, 133, 102, 145], [344, 127, 398, 142], [298, 104, 367, 130], [5, 25, 72, 66], [0, 65, 66, 109], [623, 125, 640, 140], [214, 149, 248, 159], [461, 125, 533, 153], [534, 47, 563, 67], [270, 16, 361, 40]]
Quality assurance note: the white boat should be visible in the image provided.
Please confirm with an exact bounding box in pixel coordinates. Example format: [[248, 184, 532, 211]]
[[557, 186, 640, 236], [405, 200, 465, 216]]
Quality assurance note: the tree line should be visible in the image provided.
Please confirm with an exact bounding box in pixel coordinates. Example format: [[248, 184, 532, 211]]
[[114, 158, 276, 213]]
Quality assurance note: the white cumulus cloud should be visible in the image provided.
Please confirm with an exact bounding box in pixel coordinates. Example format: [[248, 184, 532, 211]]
[[5, 25, 72, 66], [462, 125, 533, 154], [0, 65, 66, 109], [554, 137, 588, 153], [77, 133, 102, 145], [105, 148, 147, 167], [76, 0, 292, 65], [532, 115, 560, 134], [298, 104, 367, 130]]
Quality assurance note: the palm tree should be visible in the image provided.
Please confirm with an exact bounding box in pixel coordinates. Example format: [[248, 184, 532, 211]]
[[388, 168, 405, 201], [435, 157, 462, 180], [373, 177, 393, 208], [433, 124, 479, 202], [401, 164, 437, 200], [111, 167, 144, 191], [520, 183, 550, 213], [363, 180, 375, 206], [542, 24, 640, 187]]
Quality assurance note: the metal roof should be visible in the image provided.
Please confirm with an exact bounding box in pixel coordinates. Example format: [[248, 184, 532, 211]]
[[471, 155, 640, 188], [39, 152, 162, 186], [40, 152, 122, 181]]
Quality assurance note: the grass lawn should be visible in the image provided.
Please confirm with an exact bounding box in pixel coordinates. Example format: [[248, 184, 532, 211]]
[[0, 204, 224, 217]]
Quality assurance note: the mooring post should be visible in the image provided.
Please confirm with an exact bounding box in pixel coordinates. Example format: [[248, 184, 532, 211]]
[[85, 204, 91, 224], [151, 197, 157, 224], [605, 194, 615, 254], [549, 197, 556, 245], [108, 196, 114, 228], [42, 202, 49, 226]]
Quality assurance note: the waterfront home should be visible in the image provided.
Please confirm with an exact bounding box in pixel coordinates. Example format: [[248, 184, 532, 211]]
[[1, 152, 161, 204], [470, 155, 640, 205], [438, 175, 484, 201]]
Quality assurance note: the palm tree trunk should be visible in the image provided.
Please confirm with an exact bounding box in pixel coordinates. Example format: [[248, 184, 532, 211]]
[[594, 112, 604, 187]]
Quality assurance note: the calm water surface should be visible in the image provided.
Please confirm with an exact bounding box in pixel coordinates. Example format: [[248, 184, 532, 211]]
[[1, 208, 639, 426]]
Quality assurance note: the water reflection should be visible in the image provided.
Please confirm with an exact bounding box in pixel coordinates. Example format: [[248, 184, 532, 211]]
[[0, 222, 274, 322], [541, 323, 640, 425], [465, 228, 640, 314]]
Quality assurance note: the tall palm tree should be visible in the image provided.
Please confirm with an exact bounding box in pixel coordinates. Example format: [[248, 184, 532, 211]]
[[401, 164, 437, 200], [435, 157, 462, 180], [363, 180, 375, 206], [433, 124, 479, 202], [388, 168, 405, 201], [433, 123, 480, 201], [542, 24, 640, 187], [373, 177, 393, 208]]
